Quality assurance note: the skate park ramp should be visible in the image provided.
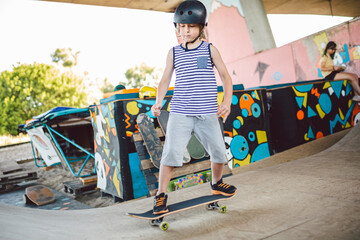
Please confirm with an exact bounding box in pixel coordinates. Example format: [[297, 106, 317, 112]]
[[1, 124, 359, 239]]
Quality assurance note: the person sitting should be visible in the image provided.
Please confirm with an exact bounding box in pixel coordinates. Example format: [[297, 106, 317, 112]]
[[319, 41, 360, 102]]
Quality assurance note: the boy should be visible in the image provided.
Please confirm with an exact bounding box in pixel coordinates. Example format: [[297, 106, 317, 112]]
[[151, 0, 237, 214]]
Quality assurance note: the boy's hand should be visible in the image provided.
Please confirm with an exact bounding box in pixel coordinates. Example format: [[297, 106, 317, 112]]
[[151, 103, 162, 117], [218, 103, 231, 123]]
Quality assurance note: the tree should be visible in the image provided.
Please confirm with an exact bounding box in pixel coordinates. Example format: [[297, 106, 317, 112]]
[[100, 78, 115, 93], [121, 63, 160, 89], [51, 48, 80, 68], [0, 63, 87, 135]]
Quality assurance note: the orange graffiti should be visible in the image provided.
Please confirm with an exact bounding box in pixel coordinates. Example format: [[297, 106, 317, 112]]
[[311, 88, 320, 99], [316, 131, 324, 139], [124, 113, 131, 129], [352, 104, 360, 126], [111, 127, 117, 136], [94, 140, 97, 152], [297, 110, 304, 120], [224, 130, 233, 137], [239, 94, 254, 116], [103, 160, 110, 176]]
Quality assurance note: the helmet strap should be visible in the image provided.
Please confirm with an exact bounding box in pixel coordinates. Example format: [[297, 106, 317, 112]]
[[185, 35, 200, 51], [185, 25, 204, 51]]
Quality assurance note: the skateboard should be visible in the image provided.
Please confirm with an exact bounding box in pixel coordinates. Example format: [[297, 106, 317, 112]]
[[23, 185, 55, 206], [127, 193, 235, 231], [137, 113, 162, 169], [157, 110, 206, 160]]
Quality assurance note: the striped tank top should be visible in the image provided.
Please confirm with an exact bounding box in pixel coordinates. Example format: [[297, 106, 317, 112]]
[[170, 41, 218, 115]]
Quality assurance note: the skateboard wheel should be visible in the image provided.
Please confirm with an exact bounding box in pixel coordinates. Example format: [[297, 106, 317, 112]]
[[160, 221, 168, 231], [23, 194, 30, 204], [219, 205, 227, 213]]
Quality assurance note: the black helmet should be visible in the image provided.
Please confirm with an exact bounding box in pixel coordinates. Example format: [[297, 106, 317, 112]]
[[173, 0, 207, 26]]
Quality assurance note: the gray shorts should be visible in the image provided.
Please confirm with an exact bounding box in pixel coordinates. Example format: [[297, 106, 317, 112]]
[[161, 113, 227, 167]]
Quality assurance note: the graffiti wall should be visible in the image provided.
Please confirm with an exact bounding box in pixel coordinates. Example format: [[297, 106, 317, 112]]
[[90, 102, 133, 200], [90, 97, 172, 200], [90, 103, 124, 199], [203, 1, 360, 88], [91, 82, 358, 199], [222, 89, 272, 168], [270, 80, 359, 152]]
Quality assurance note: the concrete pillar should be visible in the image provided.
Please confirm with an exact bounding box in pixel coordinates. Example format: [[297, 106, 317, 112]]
[[239, 0, 276, 52]]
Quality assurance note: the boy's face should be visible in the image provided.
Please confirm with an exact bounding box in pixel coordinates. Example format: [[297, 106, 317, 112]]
[[178, 24, 200, 43]]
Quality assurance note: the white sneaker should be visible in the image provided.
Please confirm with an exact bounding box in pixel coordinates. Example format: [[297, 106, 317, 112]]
[[352, 95, 360, 102]]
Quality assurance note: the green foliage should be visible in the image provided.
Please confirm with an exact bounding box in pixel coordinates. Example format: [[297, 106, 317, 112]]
[[0, 63, 87, 135], [100, 78, 115, 93], [51, 48, 79, 68], [121, 63, 160, 89]]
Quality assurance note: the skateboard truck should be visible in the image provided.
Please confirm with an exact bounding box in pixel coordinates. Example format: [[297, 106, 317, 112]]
[[206, 202, 227, 213]]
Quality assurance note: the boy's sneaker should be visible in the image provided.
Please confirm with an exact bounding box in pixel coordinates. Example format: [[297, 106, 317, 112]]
[[211, 178, 237, 196], [153, 192, 168, 214]]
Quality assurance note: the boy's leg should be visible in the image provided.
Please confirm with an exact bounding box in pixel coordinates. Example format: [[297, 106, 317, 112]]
[[157, 165, 174, 194], [211, 162, 224, 183], [153, 165, 173, 214], [193, 115, 237, 196], [153, 114, 193, 214]]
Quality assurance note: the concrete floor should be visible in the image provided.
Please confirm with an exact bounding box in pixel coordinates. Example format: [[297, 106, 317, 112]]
[[0, 125, 359, 240]]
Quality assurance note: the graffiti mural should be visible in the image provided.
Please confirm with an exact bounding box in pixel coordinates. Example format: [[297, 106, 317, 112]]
[[270, 80, 360, 152], [90, 103, 125, 199], [122, 98, 171, 137], [222, 90, 272, 168]]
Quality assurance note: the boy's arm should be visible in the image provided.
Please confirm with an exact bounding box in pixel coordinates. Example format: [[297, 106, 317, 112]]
[[151, 48, 174, 117], [210, 44, 233, 123]]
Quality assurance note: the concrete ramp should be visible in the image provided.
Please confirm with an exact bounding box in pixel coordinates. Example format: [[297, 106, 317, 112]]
[[1, 125, 359, 239]]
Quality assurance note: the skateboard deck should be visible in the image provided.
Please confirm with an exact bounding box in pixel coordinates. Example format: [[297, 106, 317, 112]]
[[127, 193, 235, 231], [157, 110, 206, 160], [137, 113, 162, 169], [23, 185, 55, 206]]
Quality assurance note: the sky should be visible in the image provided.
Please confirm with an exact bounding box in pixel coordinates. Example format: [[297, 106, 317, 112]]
[[0, 0, 352, 88]]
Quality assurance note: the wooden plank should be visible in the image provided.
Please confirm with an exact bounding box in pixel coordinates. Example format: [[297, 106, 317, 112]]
[[41, 166, 55, 171], [142, 169, 158, 185], [0, 169, 37, 179], [16, 157, 34, 164], [80, 175, 97, 185], [0, 170, 38, 188], [0, 161, 22, 174], [140, 159, 154, 170], [132, 128, 164, 142], [153, 159, 211, 179], [133, 140, 148, 160]]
